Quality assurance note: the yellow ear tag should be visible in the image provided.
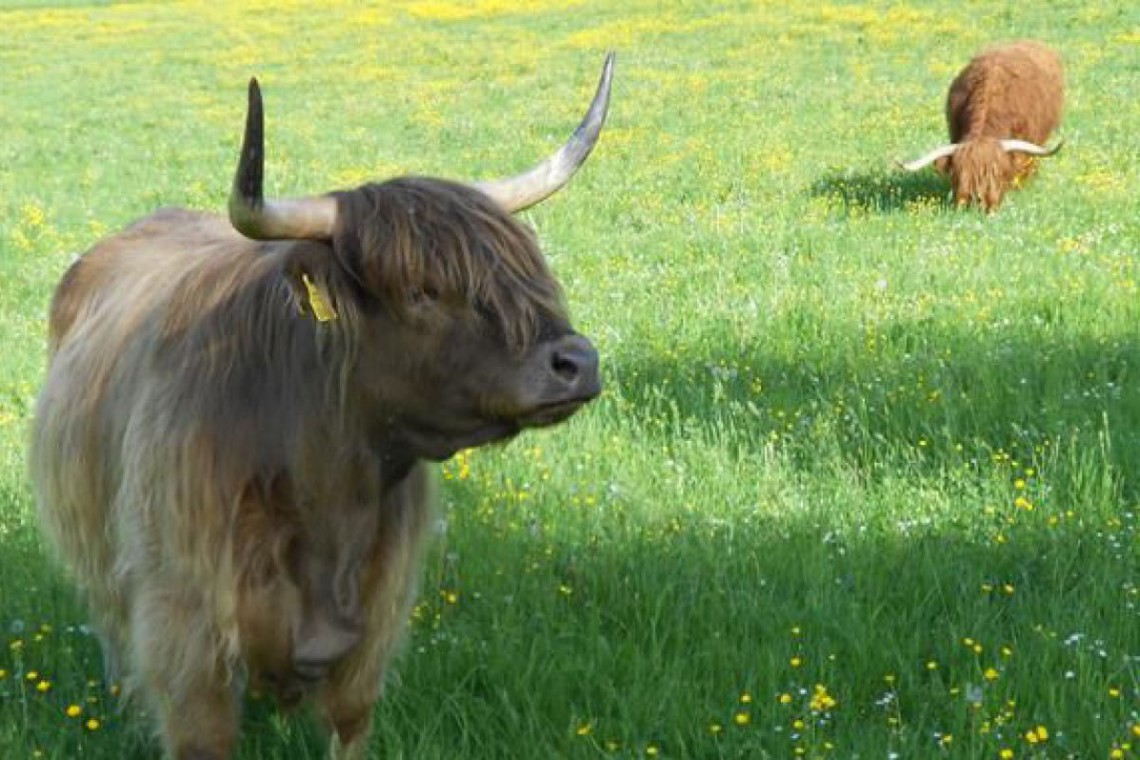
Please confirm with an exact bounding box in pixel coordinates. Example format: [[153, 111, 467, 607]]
[[301, 273, 338, 322]]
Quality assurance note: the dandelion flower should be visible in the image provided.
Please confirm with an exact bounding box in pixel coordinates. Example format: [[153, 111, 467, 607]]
[[734, 711, 751, 726], [790, 656, 803, 668], [984, 668, 1000, 681], [778, 692, 793, 704], [36, 680, 51, 693], [709, 722, 723, 735], [576, 722, 592, 737], [85, 718, 101, 731], [66, 704, 82, 718], [1000, 750, 1014, 759]]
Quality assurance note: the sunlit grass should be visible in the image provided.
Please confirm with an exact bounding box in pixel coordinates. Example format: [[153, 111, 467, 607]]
[[2, 0, 1139, 757]]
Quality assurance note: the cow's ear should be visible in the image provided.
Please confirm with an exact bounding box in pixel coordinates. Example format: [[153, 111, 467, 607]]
[[283, 246, 340, 323]]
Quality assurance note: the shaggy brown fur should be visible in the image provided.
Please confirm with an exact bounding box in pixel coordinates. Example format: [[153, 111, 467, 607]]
[[917, 40, 1064, 211], [32, 177, 599, 759]]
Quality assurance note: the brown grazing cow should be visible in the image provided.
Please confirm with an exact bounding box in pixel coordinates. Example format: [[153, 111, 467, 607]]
[[30, 54, 614, 760], [901, 40, 1064, 211]]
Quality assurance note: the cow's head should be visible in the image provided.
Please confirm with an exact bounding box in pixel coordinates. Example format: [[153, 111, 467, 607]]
[[229, 55, 614, 460], [899, 136, 1062, 211]]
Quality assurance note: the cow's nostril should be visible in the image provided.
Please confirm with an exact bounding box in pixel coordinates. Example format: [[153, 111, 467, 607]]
[[551, 350, 581, 383]]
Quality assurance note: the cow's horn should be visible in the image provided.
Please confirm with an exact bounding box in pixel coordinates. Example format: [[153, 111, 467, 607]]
[[999, 138, 1064, 157], [899, 143, 960, 172], [229, 78, 338, 241], [473, 52, 615, 213]]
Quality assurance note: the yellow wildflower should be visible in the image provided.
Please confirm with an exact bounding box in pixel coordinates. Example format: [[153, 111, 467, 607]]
[[810, 684, 837, 711], [66, 704, 82, 718]]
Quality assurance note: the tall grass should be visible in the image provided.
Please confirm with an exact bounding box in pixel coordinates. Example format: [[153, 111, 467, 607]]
[[1, 1, 1138, 757]]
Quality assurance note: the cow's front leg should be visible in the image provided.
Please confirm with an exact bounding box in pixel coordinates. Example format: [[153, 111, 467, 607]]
[[132, 585, 241, 760], [322, 684, 378, 760]]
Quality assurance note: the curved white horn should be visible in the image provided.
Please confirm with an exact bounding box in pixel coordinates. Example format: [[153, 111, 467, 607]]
[[899, 143, 960, 172], [999, 138, 1064, 157], [473, 52, 615, 213]]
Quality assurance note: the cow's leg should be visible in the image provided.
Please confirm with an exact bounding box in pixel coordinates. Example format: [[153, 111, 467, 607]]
[[321, 680, 379, 760], [316, 547, 420, 760], [132, 586, 240, 760], [319, 465, 435, 760]]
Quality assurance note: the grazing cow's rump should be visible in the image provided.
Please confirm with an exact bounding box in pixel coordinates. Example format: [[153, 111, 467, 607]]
[[901, 40, 1064, 211], [30, 53, 614, 760]]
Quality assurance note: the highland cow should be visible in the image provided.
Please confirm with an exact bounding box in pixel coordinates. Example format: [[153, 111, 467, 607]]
[[901, 40, 1064, 211], [30, 54, 614, 760]]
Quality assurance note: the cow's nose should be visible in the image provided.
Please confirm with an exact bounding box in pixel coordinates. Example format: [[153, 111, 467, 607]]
[[548, 334, 601, 397]]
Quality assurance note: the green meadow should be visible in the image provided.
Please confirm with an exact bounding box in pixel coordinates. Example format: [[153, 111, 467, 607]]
[[2, 1, 1139, 757]]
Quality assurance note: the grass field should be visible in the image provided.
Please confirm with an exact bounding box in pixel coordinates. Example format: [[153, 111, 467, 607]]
[[2, 1, 1140, 758]]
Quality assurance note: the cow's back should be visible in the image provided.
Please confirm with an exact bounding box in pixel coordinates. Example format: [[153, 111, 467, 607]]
[[946, 40, 1063, 144], [31, 208, 264, 591]]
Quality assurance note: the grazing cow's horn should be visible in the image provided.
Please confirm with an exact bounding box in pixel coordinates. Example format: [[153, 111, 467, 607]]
[[899, 143, 961, 171], [229, 78, 338, 241], [999, 138, 1064, 157], [473, 52, 616, 213]]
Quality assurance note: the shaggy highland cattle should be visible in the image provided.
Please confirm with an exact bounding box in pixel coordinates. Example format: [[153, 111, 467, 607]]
[[901, 40, 1064, 211], [30, 54, 614, 760]]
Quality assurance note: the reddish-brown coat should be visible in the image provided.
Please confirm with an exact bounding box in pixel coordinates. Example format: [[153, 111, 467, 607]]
[[915, 41, 1064, 210]]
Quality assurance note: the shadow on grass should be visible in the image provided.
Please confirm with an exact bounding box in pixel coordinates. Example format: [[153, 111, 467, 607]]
[[808, 168, 952, 213], [367, 481, 1140, 758]]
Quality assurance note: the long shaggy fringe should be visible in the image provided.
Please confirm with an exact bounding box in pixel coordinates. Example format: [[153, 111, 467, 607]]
[[332, 177, 567, 351]]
